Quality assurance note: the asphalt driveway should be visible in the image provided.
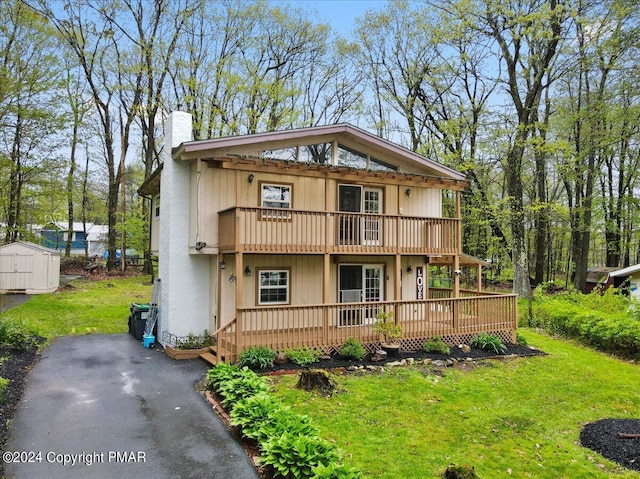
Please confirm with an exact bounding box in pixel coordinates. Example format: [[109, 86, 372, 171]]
[[3, 334, 258, 479]]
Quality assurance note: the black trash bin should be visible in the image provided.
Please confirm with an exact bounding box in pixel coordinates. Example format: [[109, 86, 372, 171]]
[[129, 303, 150, 340]]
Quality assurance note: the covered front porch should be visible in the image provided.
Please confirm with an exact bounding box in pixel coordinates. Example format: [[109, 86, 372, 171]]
[[206, 289, 517, 364]]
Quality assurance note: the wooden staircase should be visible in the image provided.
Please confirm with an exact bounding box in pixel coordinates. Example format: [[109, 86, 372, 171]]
[[199, 346, 218, 366], [199, 336, 236, 366]]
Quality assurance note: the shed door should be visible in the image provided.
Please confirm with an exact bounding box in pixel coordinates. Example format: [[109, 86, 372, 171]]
[[13, 254, 34, 290], [0, 254, 33, 291]]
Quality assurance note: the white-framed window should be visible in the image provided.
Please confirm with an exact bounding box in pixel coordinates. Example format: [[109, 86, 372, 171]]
[[154, 195, 160, 219], [260, 182, 292, 219], [258, 269, 290, 305]]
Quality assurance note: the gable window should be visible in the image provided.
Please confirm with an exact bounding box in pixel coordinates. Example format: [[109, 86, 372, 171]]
[[154, 195, 160, 219], [258, 269, 290, 305], [260, 182, 292, 219]]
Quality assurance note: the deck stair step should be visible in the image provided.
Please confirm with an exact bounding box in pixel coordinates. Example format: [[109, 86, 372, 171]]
[[199, 352, 218, 366]]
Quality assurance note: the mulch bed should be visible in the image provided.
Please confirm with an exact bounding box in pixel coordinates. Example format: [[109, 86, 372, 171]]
[[581, 419, 640, 471], [0, 342, 42, 477], [257, 342, 545, 374]]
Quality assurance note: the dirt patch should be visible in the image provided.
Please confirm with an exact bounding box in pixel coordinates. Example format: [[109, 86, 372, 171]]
[[0, 342, 41, 477], [581, 419, 640, 471]]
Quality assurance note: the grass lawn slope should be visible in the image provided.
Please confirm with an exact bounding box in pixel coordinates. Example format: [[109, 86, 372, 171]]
[[270, 330, 640, 479], [2, 275, 153, 338]]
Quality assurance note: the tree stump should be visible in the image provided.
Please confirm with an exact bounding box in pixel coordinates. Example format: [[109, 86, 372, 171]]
[[443, 464, 479, 479], [296, 369, 337, 397]]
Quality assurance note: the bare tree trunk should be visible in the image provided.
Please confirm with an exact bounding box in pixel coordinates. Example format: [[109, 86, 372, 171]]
[[65, 120, 78, 258]]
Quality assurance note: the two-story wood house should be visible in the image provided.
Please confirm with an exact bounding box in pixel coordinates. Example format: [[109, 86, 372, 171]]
[[139, 111, 517, 363]]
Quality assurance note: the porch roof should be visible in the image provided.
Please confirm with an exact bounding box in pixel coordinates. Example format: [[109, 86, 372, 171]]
[[429, 253, 490, 267]]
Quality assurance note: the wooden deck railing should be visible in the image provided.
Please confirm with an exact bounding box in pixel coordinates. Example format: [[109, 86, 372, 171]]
[[218, 207, 459, 254], [214, 293, 517, 362]]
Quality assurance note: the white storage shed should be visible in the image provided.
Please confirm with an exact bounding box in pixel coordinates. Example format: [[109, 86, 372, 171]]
[[0, 242, 60, 294]]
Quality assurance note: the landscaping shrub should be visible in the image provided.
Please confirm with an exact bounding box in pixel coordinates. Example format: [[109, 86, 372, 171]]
[[238, 345, 277, 370], [339, 338, 366, 360], [516, 332, 528, 346], [530, 287, 640, 357], [260, 432, 339, 479], [470, 333, 507, 355], [0, 377, 8, 403], [175, 330, 211, 350], [423, 336, 450, 355], [210, 363, 361, 479], [231, 393, 319, 443], [285, 346, 321, 366], [0, 319, 34, 351], [206, 363, 269, 409]]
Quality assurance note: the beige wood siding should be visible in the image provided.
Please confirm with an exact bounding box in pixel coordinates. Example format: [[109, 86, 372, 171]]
[[401, 187, 441, 217], [241, 255, 324, 307]]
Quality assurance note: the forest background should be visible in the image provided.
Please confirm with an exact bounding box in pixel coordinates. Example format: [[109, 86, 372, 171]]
[[1, 0, 639, 297]]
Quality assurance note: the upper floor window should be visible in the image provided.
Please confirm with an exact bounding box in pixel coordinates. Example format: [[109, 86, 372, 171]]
[[261, 182, 292, 219]]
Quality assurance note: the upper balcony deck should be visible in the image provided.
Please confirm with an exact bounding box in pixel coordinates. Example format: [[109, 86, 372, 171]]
[[218, 207, 460, 255]]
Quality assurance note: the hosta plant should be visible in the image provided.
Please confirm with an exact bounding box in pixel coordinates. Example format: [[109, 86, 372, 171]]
[[238, 345, 277, 370], [470, 332, 507, 355], [260, 432, 339, 479]]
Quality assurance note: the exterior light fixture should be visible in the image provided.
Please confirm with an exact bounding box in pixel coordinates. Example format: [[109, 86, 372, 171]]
[[405, 188, 411, 197], [406, 266, 413, 273], [244, 266, 251, 276], [248, 173, 255, 184], [220, 261, 226, 270]]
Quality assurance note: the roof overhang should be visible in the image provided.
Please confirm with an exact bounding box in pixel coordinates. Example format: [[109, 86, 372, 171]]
[[204, 155, 469, 191], [173, 123, 467, 182], [609, 264, 640, 277], [137, 163, 163, 197]]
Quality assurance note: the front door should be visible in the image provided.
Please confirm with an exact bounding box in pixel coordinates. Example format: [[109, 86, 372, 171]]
[[338, 185, 382, 246], [338, 264, 384, 326]]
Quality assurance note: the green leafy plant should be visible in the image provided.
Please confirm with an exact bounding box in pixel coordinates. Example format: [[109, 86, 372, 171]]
[[260, 432, 339, 479], [206, 362, 244, 389], [0, 319, 35, 351], [285, 346, 321, 366], [470, 333, 507, 355], [0, 377, 8, 403], [516, 333, 528, 346], [373, 311, 402, 344], [175, 330, 211, 350], [312, 462, 362, 479], [423, 336, 450, 355], [238, 345, 277, 370], [206, 363, 269, 409], [231, 393, 319, 443], [339, 338, 366, 360]]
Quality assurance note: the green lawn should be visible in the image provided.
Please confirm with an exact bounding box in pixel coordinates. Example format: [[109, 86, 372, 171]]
[[1, 275, 153, 338], [270, 330, 640, 479]]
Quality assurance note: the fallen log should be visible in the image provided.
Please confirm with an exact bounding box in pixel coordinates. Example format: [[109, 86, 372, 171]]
[[617, 433, 640, 439]]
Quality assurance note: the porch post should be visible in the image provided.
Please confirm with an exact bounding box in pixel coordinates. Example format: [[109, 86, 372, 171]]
[[395, 254, 402, 322], [477, 264, 482, 293], [454, 190, 461, 299], [235, 252, 244, 356], [425, 256, 430, 299], [323, 253, 330, 344], [453, 255, 460, 298]]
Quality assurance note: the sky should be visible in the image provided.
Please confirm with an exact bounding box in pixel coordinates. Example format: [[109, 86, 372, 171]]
[[269, 0, 386, 36]]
